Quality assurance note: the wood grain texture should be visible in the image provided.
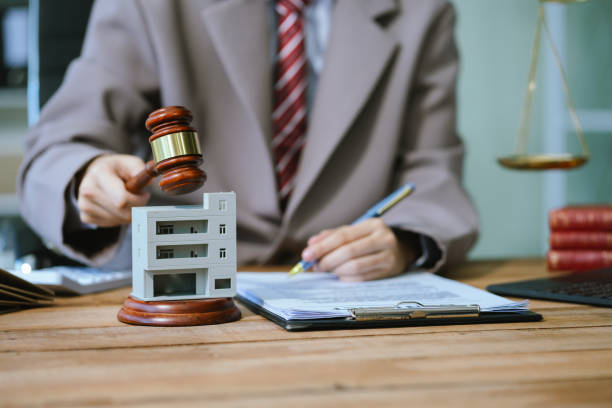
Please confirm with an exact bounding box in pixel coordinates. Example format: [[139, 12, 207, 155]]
[[125, 160, 158, 194], [145, 106, 197, 141], [155, 155, 206, 195], [1, 259, 611, 407]]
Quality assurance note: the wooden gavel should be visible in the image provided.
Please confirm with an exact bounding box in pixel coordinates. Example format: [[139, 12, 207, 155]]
[[125, 106, 207, 195]]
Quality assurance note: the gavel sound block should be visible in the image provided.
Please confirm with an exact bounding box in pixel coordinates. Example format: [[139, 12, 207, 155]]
[[117, 106, 241, 327]]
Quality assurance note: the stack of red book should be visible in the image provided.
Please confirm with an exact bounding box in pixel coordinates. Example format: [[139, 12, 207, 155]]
[[547, 205, 612, 271]]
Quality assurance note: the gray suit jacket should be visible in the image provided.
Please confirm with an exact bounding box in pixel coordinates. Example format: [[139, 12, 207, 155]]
[[18, 0, 478, 270]]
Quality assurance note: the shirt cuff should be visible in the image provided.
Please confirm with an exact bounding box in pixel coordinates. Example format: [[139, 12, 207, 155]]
[[64, 177, 98, 232], [410, 234, 442, 270]]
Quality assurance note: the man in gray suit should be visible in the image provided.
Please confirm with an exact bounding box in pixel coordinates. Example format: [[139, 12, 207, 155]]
[[18, 0, 478, 281]]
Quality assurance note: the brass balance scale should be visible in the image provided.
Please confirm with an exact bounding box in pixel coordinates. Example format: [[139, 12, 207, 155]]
[[498, 0, 590, 170]]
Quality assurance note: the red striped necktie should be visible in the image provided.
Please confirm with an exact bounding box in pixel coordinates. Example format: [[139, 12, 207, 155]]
[[273, 0, 309, 211]]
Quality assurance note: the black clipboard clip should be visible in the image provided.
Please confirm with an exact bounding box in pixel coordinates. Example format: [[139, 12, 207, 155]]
[[349, 301, 481, 321]]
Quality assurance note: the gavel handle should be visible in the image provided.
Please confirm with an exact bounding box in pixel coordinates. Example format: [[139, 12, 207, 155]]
[[125, 160, 158, 194]]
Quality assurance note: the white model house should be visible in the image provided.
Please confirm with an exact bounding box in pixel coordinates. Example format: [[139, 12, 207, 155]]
[[131, 192, 236, 301]]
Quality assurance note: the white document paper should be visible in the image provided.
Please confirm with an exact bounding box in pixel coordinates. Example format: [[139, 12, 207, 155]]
[[237, 272, 528, 321]]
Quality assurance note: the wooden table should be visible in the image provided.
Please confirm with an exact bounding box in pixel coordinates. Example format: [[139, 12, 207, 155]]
[[1, 259, 611, 407]]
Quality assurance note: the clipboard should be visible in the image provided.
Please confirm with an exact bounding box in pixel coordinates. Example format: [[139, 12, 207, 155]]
[[237, 295, 542, 331]]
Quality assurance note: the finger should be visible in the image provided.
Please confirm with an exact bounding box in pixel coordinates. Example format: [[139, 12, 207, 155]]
[[78, 178, 122, 221], [100, 170, 150, 211], [334, 250, 391, 278], [81, 155, 149, 206], [113, 155, 147, 181], [334, 250, 397, 282], [78, 197, 130, 226], [104, 154, 150, 202], [87, 160, 149, 214], [80, 173, 143, 224], [338, 268, 393, 282], [77, 155, 150, 227], [307, 229, 332, 246], [302, 222, 375, 262], [318, 233, 386, 272]]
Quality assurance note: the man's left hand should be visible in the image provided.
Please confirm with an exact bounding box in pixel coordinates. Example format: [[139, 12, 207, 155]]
[[301, 219, 419, 281]]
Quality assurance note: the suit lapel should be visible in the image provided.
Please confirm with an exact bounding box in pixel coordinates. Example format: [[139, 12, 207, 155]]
[[202, 0, 280, 214], [285, 0, 399, 220], [201, 0, 398, 223]]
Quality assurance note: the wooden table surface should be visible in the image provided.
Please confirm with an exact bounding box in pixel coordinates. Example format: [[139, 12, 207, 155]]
[[1, 259, 611, 407]]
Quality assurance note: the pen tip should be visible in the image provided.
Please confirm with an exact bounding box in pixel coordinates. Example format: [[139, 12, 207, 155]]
[[288, 264, 304, 276]]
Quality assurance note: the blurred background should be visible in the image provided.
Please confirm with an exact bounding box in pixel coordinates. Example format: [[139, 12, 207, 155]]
[[0, 0, 610, 267]]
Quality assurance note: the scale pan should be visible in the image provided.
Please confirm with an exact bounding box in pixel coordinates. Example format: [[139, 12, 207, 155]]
[[497, 154, 588, 170]]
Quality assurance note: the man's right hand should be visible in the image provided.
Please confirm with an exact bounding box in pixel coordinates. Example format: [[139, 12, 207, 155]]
[[77, 154, 151, 227]]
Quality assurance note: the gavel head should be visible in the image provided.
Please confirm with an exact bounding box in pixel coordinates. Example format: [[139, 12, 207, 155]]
[[146, 106, 207, 195]]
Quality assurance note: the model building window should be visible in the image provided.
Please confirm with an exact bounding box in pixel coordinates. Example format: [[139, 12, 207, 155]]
[[219, 200, 227, 211], [215, 278, 231, 290], [219, 224, 226, 234], [157, 248, 174, 259], [190, 250, 198, 258], [157, 220, 207, 234], [154, 273, 196, 297], [158, 224, 174, 235], [219, 248, 227, 258]]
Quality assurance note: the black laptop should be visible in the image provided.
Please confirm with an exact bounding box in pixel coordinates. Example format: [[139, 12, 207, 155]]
[[487, 269, 612, 308]]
